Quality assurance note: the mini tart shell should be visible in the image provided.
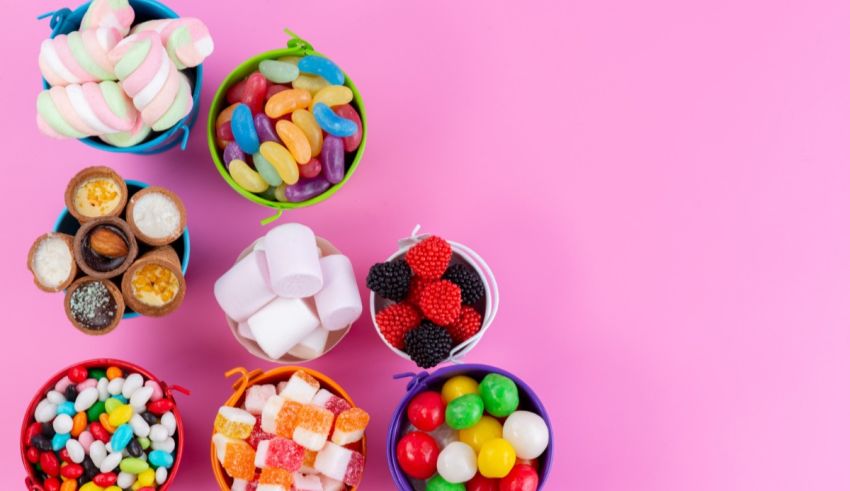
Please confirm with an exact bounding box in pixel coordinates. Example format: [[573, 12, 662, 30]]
[[73, 217, 138, 280], [125, 186, 187, 246], [64, 166, 128, 223], [121, 246, 186, 317], [64, 276, 124, 335], [27, 232, 77, 292]]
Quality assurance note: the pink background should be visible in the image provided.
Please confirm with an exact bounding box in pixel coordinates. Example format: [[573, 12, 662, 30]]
[[2, 0, 849, 489]]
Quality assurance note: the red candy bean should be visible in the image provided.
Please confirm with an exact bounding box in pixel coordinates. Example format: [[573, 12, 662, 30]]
[[40, 451, 59, 476], [59, 448, 72, 464], [25, 422, 41, 445], [60, 463, 83, 479], [265, 84, 290, 101], [68, 366, 88, 383], [242, 72, 269, 114], [147, 399, 174, 415], [94, 472, 118, 487], [226, 79, 247, 104], [216, 123, 234, 143], [333, 104, 363, 152], [43, 477, 60, 491], [25, 446, 39, 464], [299, 158, 322, 179], [89, 422, 110, 442]]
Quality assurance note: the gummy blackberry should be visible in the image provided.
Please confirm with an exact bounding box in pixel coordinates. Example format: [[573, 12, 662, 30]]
[[442, 263, 485, 305], [404, 321, 454, 369], [366, 260, 412, 301]]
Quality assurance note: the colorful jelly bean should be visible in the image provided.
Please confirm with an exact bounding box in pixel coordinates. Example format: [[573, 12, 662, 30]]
[[228, 159, 269, 193], [311, 85, 353, 110], [292, 73, 330, 95], [223, 142, 246, 165], [312, 103, 357, 137], [291, 109, 323, 157], [298, 55, 345, 85], [242, 72, 268, 115], [265, 88, 311, 119], [274, 120, 311, 164], [321, 135, 345, 184], [230, 104, 260, 154], [253, 152, 283, 187], [226, 78, 247, 104], [253, 113, 280, 144], [259, 59, 299, 83], [265, 84, 289, 101], [260, 141, 300, 185], [299, 158, 322, 179], [285, 176, 331, 202], [334, 104, 363, 152]]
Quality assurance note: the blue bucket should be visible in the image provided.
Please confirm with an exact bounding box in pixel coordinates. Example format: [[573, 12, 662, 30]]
[[38, 0, 203, 154], [53, 179, 191, 319]]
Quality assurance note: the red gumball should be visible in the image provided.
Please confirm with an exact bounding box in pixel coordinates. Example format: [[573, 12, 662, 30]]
[[516, 458, 539, 472], [467, 472, 500, 491], [396, 431, 439, 480], [407, 391, 446, 432], [499, 464, 539, 491]]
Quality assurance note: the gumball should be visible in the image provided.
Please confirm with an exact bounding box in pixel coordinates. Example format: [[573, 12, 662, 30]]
[[397, 431, 440, 480], [516, 458, 539, 471], [499, 464, 539, 491], [445, 394, 484, 430], [408, 391, 446, 432], [442, 375, 479, 403], [425, 474, 465, 491], [436, 442, 477, 483], [477, 438, 516, 479], [467, 472, 499, 491], [503, 411, 550, 460], [459, 415, 503, 453], [479, 374, 519, 417]]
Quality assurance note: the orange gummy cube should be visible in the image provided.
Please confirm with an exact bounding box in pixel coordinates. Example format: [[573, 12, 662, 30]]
[[259, 467, 294, 487], [223, 440, 256, 481], [275, 400, 302, 438]]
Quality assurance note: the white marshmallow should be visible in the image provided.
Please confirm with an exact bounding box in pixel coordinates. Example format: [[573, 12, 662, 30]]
[[314, 255, 362, 331], [288, 328, 329, 359], [215, 250, 277, 322], [237, 321, 255, 341], [264, 223, 323, 298], [247, 297, 320, 359]]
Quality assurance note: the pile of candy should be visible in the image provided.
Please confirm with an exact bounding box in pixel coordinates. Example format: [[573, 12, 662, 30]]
[[36, 0, 214, 147], [213, 370, 369, 489], [27, 167, 187, 334], [215, 54, 363, 202], [396, 373, 550, 490], [214, 223, 362, 361], [24, 364, 180, 490], [368, 236, 487, 368]]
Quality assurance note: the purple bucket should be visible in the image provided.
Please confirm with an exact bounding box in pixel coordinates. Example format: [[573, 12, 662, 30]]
[[387, 364, 554, 489]]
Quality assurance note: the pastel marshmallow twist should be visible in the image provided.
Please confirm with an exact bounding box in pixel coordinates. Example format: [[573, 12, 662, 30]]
[[80, 0, 135, 36], [132, 18, 214, 69], [39, 28, 122, 87], [36, 80, 138, 139]]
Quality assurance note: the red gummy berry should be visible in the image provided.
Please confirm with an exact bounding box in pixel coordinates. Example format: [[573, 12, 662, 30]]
[[419, 280, 462, 325], [405, 236, 452, 280], [406, 276, 432, 308], [446, 306, 482, 344], [376, 303, 422, 349]]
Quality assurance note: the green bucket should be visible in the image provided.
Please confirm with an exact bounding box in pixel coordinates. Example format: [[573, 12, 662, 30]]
[[207, 31, 367, 224]]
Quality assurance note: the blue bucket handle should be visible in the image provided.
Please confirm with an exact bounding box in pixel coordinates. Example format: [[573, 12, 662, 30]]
[[393, 371, 431, 393], [37, 7, 72, 37], [178, 124, 191, 150]]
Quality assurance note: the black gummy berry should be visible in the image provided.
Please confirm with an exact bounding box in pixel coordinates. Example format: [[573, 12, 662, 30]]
[[404, 321, 453, 369], [442, 264, 485, 305], [366, 260, 412, 301]]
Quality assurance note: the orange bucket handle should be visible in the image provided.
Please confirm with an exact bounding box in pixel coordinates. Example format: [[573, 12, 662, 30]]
[[225, 367, 265, 398]]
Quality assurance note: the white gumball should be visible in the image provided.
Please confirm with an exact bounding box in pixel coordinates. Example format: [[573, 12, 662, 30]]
[[436, 441, 477, 483], [503, 410, 550, 460]]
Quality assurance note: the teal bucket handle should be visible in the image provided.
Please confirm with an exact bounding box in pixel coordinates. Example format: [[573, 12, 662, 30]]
[[37, 7, 72, 37], [179, 124, 191, 150]]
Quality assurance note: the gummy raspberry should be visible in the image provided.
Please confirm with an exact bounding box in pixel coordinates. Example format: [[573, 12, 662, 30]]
[[447, 306, 483, 344], [404, 322, 453, 369], [405, 236, 452, 280], [406, 276, 432, 307], [442, 263, 485, 305], [419, 280, 462, 325], [376, 303, 422, 349], [366, 260, 412, 301]]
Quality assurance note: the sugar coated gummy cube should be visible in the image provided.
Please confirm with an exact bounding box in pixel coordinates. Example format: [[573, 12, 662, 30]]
[[245, 384, 277, 415], [258, 466, 294, 489], [280, 370, 321, 404], [311, 388, 351, 417], [300, 449, 318, 474], [213, 433, 256, 481], [248, 419, 276, 449], [314, 442, 365, 486], [293, 404, 334, 451], [331, 407, 370, 446], [319, 474, 345, 491], [275, 401, 303, 438], [215, 407, 257, 440], [293, 472, 323, 491], [276, 381, 287, 394], [255, 437, 305, 471], [231, 479, 258, 491]]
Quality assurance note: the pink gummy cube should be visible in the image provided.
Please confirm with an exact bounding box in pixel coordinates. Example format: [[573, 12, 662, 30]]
[[247, 420, 276, 449], [255, 437, 305, 471], [314, 442, 365, 487], [292, 472, 323, 491], [311, 389, 351, 417], [245, 384, 278, 415]]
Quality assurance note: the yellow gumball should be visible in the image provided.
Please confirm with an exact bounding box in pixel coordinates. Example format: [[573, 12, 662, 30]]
[[459, 415, 503, 453], [442, 376, 479, 403], [477, 438, 516, 478]]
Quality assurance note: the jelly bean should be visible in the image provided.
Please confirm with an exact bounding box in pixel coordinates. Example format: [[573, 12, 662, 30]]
[[138, 437, 151, 449], [122, 374, 144, 399], [311, 85, 353, 111], [265, 88, 311, 118], [216, 103, 239, 130], [161, 412, 177, 436], [110, 424, 133, 452], [137, 467, 156, 486], [90, 441, 107, 467], [274, 120, 311, 164], [69, 366, 88, 383], [127, 437, 143, 457], [265, 84, 289, 101], [129, 387, 154, 411], [32, 434, 52, 451], [442, 376, 479, 403], [59, 479, 77, 491], [156, 466, 167, 485], [25, 446, 39, 463], [459, 415, 502, 453], [334, 104, 363, 152], [41, 450, 60, 476], [292, 73, 330, 95], [90, 422, 110, 443], [397, 431, 440, 480], [253, 152, 283, 186], [119, 457, 149, 474], [93, 472, 118, 487], [47, 390, 66, 404], [242, 71, 269, 114], [87, 401, 106, 422], [55, 376, 72, 393], [503, 411, 549, 460], [291, 109, 323, 157], [479, 374, 519, 417], [477, 438, 516, 478], [67, 439, 85, 463], [231, 104, 260, 154], [298, 55, 345, 85], [299, 158, 322, 179], [222, 142, 245, 166], [312, 102, 357, 137], [89, 369, 106, 380], [149, 423, 168, 443], [64, 385, 78, 401], [113, 394, 128, 404], [99, 413, 116, 433], [57, 401, 76, 417], [141, 412, 158, 425], [106, 367, 122, 381], [320, 135, 345, 184], [259, 59, 299, 83], [151, 436, 176, 453], [226, 78, 247, 104], [499, 464, 538, 491], [53, 432, 71, 451], [408, 391, 446, 432], [104, 398, 121, 414], [216, 123, 235, 145], [72, 412, 87, 436], [285, 176, 331, 202], [466, 473, 499, 491], [144, 381, 163, 402], [253, 113, 280, 143], [75, 387, 99, 412], [43, 421, 56, 437], [61, 463, 84, 479], [436, 441, 477, 483], [77, 379, 98, 392], [59, 448, 72, 463], [273, 184, 288, 202], [78, 431, 94, 452], [44, 478, 61, 491], [106, 378, 124, 396], [79, 483, 102, 491], [228, 159, 269, 193], [100, 452, 122, 473], [25, 422, 42, 445], [148, 450, 174, 468], [97, 378, 109, 402], [445, 394, 484, 430], [260, 141, 300, 185], [425, 475, 464, 491], [130, 414, 151, 438]]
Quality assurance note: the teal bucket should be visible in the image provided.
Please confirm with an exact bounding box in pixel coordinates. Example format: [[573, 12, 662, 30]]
[[52, 180, 191, 319], [38, 0, 203, 154]]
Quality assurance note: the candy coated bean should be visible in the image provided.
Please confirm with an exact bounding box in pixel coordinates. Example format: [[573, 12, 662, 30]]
[[122, 374, 144, 399], [259, 59, 299, 83], [426, 475, 465, 491], [89, 369, 106, 380], [228, 159, 269, 193], [226, 79, 247, 104], [130, 414, 151, 438], [61, 463, 84, 479], [130, 386, 154, 411], [253, 113, 280, 143], [66, 439, 85, 463], [77, 379, 97, 393], [90, 422, 110, 443], [445, 394, 484, 430], [106, 378, 124, 396], [59, 448, 72, 463], [292, 73, 329, 96], [25, 422, 41, 445], [99, 452, 122, 473], [274, 184, 288, 202], [320, 135, 345, 184], [110, 424, 133, 452], [155, 466, 167, 485], [94, 472, 117, 487], [298, 55, 345, 85], [479, 374, 519, 417], [90, 441, 107, 467], [52, 432, 71, 451], [253, 152, 283, 186], [151, 436, 175, 453], [242, 72, 269, 114], [114, 394, 128, 404], [55, 376, 72, 393], [334, 104, 363, 152], [274, 120, 311, 164], [217, 124, 235, 147], [260, 141, 300, 185], [87, 401, 106, 422], [25, 446, 39, 463], [161, 412, 177, 436], [477, 438, 516, 478], [223, 142, 246, 165], [78, 431, 94, 452], [127, 437, 143, 457], [59, 480, 77, 491], [32, 434, 52, 451], [144, 381, 163, 402], [138, 436, 151, 449], [72, 412, 87, 436], [312, 103, 357, 137], [47, 390, 66, 404], [54, 413, 73, 434], [284, 176, 330, 202], [97, 378, 109, 402], [79, 484, 103, 491], [265, 84, 289, 101], [109, 404, 133, 427], [291, 109, 323, 157], [148, 450, 174, 468], [69, 366, 88, 383], [311, 85, 352, 111], [442, 376, 479, 403], [216, 104, 238, 130], [41, 451, 60, 476], [56, 401, 75, 417], [265, 88, 311, 118], [119, 457, 149, 474], [106, 367, 122, 381], [299, 158, 322, 179], [43, 477, 60, 491], [408, 391, 446, 432], [231, 104, 260, 154], [137, 468, 156, 486], [141, 411, 158, 425], [104, 398, 121, 414], [63, 385, 77, 401], [99, 413, 116, 433]]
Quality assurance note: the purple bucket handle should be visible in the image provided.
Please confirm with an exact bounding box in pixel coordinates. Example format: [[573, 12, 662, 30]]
[[387, 364, 555, 490]]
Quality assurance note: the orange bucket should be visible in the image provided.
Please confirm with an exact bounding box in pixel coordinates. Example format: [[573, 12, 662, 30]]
[[210, 366, 367, 490]]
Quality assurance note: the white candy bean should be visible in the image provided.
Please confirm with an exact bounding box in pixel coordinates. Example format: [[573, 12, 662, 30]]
[[117, 471, 136, 488], [130, 386, 154, 411], [151, 437, 175, 453], [130, 414, 151, 438], [97, 378, 109, 401], [90, 441, 107, 467], [105, 442, 114, 453], [53, 413, 73, 434], [100, 451, 123, 473], [149, 424, 168, 443], [66, 439, 84, 464], [74, 387, 99, 412], [161, 411, 177, 436], [156, 466, 167, 485], [122, 373, 144, 399], [46, 390, 66, 404], [107, 377, 125, 395], [34, 400, 57, 423]]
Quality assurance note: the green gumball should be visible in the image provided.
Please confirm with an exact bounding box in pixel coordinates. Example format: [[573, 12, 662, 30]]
[[479, 373, 520, 417], [445, 393, 484, 430], [426, 475, 466, 491]]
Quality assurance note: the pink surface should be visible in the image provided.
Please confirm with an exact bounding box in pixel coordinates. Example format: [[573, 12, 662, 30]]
[[2, 0, 849, 489]]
